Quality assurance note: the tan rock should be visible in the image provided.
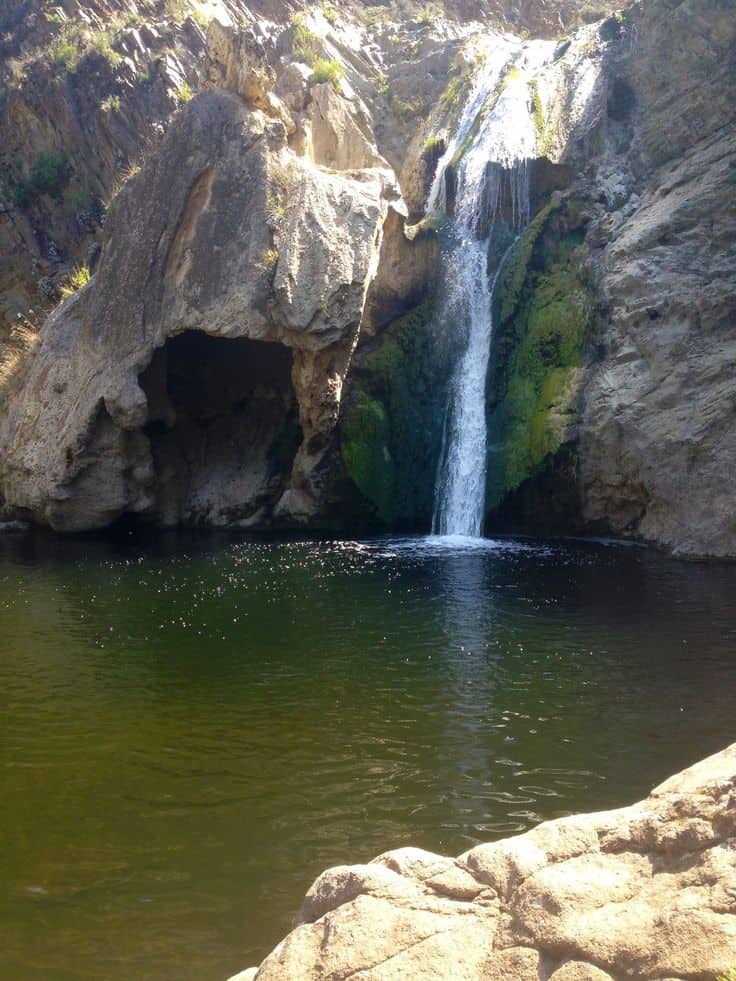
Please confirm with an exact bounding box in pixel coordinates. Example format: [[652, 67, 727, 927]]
[[549, 961, 615, 981], [0, 39, 404, 531], [234, 743, 736, 980]]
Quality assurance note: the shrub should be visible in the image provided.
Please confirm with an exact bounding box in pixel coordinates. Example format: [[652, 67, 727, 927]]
[[261, 248, 279, 272], [60, 264, 91, 298], [49, 19, 122, 72], [177, 81, 193, 104], [12, 153, 70, 208], [292, 14, 321, 66], [100, 94, 122, 113], [310, 58, 344, 89]]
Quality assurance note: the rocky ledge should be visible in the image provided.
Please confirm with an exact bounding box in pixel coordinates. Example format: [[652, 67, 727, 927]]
[[231, 744, 736, 980]]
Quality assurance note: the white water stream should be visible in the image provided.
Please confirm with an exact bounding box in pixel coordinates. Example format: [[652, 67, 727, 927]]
[[431, 39, 553, 538]]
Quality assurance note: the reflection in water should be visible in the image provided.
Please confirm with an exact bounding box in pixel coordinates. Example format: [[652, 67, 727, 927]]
[[0, 531, 735, 980]]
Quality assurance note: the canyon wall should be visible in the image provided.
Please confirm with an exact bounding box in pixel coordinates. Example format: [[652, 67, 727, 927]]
[[1, 0, 734, 556]]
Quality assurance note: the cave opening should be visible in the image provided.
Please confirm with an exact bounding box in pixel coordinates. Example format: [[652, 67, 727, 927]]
[[138, 331, 302, 527]]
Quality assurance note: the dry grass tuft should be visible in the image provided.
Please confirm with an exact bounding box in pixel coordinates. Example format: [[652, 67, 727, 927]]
[[0, 317, 40, 399]]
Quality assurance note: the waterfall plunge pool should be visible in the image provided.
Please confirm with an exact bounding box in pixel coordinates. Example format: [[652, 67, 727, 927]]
[[1, 529, 735, 979]]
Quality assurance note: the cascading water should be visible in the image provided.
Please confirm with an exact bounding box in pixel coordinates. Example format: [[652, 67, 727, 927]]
[[430, 39, 553, 538]]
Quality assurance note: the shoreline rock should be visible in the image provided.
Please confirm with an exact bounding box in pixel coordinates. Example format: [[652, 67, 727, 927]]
[[232, 743, 736, 980]]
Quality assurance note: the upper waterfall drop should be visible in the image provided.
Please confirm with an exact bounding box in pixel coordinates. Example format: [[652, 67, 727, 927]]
[[430, 39, 554, 539]]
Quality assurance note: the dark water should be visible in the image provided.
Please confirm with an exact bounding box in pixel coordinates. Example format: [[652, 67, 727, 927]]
[[1, 530, 735, 980]]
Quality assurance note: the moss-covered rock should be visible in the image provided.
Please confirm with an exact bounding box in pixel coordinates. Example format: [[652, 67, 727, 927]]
[[335, 298, 452, 529], [485, 197, 593, 517]]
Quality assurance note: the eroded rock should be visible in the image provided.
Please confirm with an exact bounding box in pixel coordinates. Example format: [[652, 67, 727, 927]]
[[0, 23, 413, 531]]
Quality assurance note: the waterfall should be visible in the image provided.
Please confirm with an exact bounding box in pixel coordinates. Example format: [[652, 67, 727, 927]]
[[430, 40, 553, 538]]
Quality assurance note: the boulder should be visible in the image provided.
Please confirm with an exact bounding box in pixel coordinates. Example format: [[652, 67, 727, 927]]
[[232, 743, 736, 979]]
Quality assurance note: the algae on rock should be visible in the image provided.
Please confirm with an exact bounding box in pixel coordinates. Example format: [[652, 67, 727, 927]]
[[338, 299, 452, 529], [485, 198, 593, 518]]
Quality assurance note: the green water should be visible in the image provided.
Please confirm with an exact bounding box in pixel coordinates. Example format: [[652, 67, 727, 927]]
[[1, 531, 735, 980]]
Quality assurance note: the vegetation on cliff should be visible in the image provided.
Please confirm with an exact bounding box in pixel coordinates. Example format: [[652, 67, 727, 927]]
[[338, 298, 453, 528], [485, 197, 594, 515]]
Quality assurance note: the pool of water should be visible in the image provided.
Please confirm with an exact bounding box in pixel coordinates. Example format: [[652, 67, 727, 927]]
[[1, 530, 735, 979]]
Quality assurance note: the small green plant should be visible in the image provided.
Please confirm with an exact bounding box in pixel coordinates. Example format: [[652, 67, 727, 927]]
[[418, 3, 442, 25], [292, 14, 321, 66], [43, 8, 65, 26], [440, 72, 467, 108], [190, 6, 211, 28], [12, 153, 70, 208], [361, 5, 390, 28], [376, 73, 389, 97], [717, 970, 736, 981], [120, 10, 144, 27], [49, 19, 122, 72], [267, 194, 287, 223], [100, 93, 122, 113], [165, 0, 193, 21], [421, 133, 444, 160], [321, 4, 339, 24], [310, 58, 344, 89], [177, 81, 193, 104], [60, 264, 91, 298], [391, 96, 422, 120], [261, 247, 279, 272], [50, 36, 81, 71]]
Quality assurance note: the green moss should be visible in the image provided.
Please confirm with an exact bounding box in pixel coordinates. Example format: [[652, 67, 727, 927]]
[[422, 133, 444, 160], [529, 78, 545, 143], [336, 298, 451, 528], [440, 73, 467, 109], [486, 200, 592, 513], [340, 393, 395, 523], [496, 200, 557, 323]]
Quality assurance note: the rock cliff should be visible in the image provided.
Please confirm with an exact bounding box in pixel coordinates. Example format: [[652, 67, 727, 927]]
[[0, 0, 734, 556], [482, 0, 736, 557], [0, 17, 412, 529], [230, 743, 736, 980]]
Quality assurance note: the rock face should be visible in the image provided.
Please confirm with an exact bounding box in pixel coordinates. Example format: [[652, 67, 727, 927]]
[[0, 22, 406, 530], [481, 0, 736, 557], [232, 743, 736, 980], [577, 0, 736, 558], [1, 0, 734, 554]]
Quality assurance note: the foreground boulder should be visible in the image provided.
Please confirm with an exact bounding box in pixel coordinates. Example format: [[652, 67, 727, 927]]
[[232, 743, 736, 980]]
